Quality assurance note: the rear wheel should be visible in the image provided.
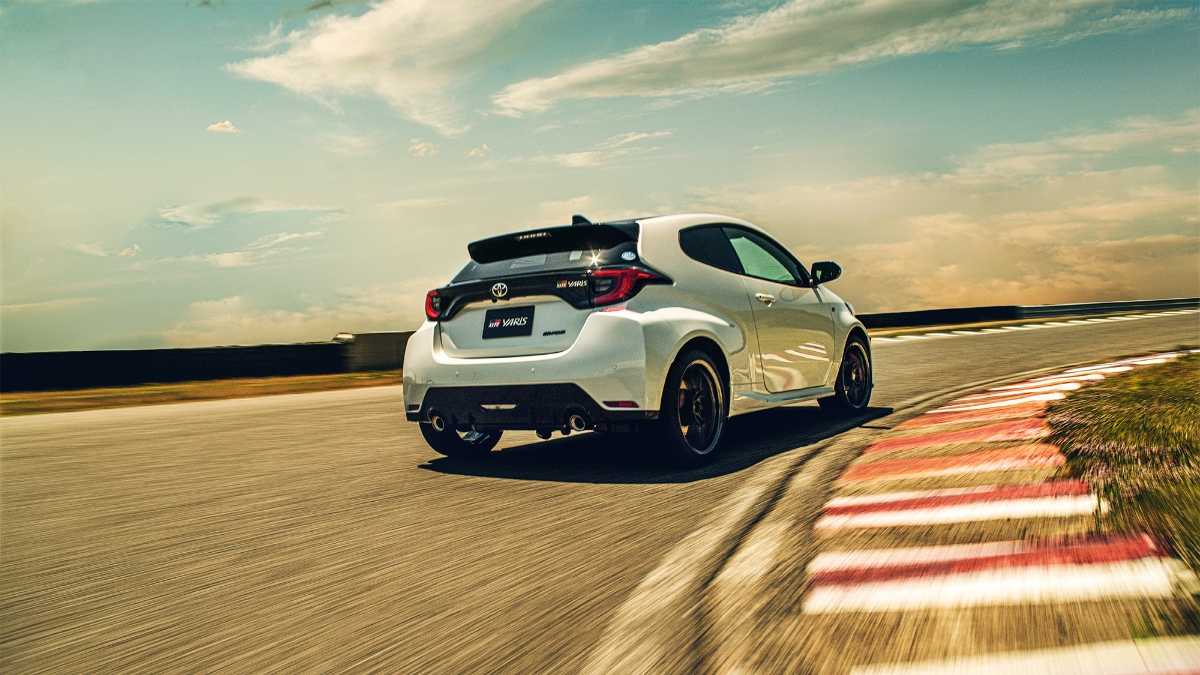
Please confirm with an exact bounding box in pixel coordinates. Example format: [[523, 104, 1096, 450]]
[[818, 338, 873, 414], [420, 424, 502, 458], [655, 349, 728, 465]]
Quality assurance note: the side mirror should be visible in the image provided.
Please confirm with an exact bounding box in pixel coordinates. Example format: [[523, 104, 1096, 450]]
[[811, 261, 841, 286]]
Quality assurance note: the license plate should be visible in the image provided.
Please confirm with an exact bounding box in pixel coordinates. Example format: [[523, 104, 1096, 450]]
[[482, 305, 535, 339]]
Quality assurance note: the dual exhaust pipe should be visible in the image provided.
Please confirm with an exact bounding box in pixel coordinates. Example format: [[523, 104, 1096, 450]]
[[428, 409, 588, 435], [536, 413, 590, 439]]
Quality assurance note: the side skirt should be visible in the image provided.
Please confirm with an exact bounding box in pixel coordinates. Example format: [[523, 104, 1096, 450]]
[[731, 384, 836, 415]]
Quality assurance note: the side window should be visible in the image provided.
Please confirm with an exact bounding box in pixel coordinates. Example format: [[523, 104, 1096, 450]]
[[679, 226, 744, 274], [723, 227, 803, 285]]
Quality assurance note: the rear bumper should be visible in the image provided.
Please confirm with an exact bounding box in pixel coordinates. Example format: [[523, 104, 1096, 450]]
[[405, 384, 657, 432], [403, 313, 654, 418]]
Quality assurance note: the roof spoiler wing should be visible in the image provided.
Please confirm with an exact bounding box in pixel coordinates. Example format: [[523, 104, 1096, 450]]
[[467, 224, 635, 264]]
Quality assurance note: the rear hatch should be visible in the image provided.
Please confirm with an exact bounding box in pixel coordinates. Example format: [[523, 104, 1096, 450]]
[[434, 222, 642, 358]]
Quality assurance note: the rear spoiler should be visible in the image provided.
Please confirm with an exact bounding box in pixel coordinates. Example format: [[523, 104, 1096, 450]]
[[467, 224, 635, 264]]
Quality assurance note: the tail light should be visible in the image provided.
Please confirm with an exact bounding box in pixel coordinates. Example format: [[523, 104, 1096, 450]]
[[590, 267, 668, 307], [424, 289, 442, 321]]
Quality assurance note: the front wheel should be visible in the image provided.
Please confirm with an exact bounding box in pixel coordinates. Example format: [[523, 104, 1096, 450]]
[[818, 338, 873, 414], [420, 423, 502, 458], [655, 349, 729, 465]]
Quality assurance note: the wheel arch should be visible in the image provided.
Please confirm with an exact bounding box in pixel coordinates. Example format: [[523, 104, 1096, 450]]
[[651, 334, 734, 431], [653, 331, 734, 414], [673, 335, 731, 391], [639, 309, 746, 412], [843, 323, 873, 383]]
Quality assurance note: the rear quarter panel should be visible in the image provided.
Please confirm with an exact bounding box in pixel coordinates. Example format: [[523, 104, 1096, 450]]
[[627, 216, 762, 408]]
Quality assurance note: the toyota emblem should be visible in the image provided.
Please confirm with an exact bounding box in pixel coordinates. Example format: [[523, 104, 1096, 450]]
[[491, 282, 509, 299]]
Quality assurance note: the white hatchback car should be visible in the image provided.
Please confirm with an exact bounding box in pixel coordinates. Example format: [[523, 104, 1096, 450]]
[[404, 213, 872, 464]]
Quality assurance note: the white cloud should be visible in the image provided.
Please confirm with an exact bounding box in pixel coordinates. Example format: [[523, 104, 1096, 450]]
[[158, 196, 340, 228], [244, 230, 325, 250], [603, 131, 673, 148], [545, 130, 672, 168], [319, 132, 375, 156], [494, 0, 1181, 115], [377, 197, 452, 209], [206, 120, 241, 134], [203, 251, 272, 269], [227, 0, 546, 136], [69, 242, 141, 258], [956, 108, 1200, 180], [688, 111, 1200, 311], [194, 230, 325, 268], [69, 242, 110, 257], [1, 297, 97, 314], [408, 138, 438, 158], [537, 195, 593, 222], [532, 195, 653, 224], [466, 143, 490, 159], [164, 280, 438, 346]]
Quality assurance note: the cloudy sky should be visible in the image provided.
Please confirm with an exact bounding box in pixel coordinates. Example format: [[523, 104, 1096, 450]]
[[1, 0, 1197, 351]]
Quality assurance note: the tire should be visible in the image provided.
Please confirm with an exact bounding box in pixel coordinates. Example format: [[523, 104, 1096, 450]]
[[818, 338, 873, 414], [420, 423, 502, 458], [654, 349, 729, 465]]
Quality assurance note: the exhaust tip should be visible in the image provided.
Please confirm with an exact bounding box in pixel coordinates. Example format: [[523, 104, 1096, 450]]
[[567, 413, 588, 432], [429, 414, 446, 432]]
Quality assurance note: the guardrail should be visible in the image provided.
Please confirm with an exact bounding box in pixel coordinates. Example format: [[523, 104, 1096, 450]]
[[1, 298, 1194, 392], [1014, 297, 1199, 318], [857, 297, 1198, 329], [0, 343, 349, 392]]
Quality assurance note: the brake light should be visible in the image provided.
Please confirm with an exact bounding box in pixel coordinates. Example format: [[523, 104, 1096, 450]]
[[590, 267, 666, 306], [424, 289, 442, 321]]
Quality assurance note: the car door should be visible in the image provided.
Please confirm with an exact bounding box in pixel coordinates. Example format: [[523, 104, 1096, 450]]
[[676, 225, 762, 386], [722, 226, 835, 393]]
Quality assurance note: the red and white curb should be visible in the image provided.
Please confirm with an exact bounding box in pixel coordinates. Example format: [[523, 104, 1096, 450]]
[[804, 534, 1192, 613], [815, 481, 1101, 529], [839, 444, 1063, 483], [804, 351, 1200, 668], [862, 418, 1049, 453]]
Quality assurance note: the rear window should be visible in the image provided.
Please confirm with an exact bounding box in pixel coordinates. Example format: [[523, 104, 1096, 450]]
[[453, 223, 640, 283], [679, 225, 743, 274]]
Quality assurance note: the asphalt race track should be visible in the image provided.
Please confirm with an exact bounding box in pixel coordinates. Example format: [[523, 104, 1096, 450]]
[[2, 313, 1197, 673]]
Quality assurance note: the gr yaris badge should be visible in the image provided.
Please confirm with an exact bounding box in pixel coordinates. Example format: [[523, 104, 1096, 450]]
[[491, 282, 509, 299]]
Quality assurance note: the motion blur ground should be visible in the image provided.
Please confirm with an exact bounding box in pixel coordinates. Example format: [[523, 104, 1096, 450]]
[[1, 313, 1197, 672], [709, 349, 1200, 674]]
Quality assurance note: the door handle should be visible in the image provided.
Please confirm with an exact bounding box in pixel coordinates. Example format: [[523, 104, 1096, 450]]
[[755, 292, 776, 306]]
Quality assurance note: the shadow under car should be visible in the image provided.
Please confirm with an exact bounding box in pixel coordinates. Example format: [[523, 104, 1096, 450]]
[[419, 403, 892, 484]]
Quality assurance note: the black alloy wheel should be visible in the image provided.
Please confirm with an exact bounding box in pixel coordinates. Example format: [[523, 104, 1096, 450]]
[[819, 338, 873, 414], [658, 349, 728, 464]]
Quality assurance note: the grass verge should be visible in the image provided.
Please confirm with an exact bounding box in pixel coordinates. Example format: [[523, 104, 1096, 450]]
[[1046, 353, 1200, 574], [0, 370, 402, 416]]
